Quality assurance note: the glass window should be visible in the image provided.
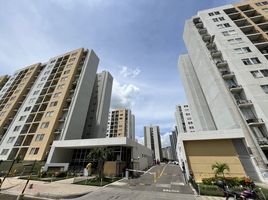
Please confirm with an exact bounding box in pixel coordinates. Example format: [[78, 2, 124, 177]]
[[223, 23, 231, 27], [217, 24, 224, 29], [260, 69, 268, 77], [251, 57, 261, 64], [215, 11, 220, 15], [45, 111, 54, 117], [50, 101, 58, 107], [24, 106, 31, 112], [208, 12, 214, 16], [35, 134, 45, 141], [19, 115, 27, 121], [261, 85, 268, 94], [13, 126, 21, 132], [242, 58, 251, 65], [33, 90, 40, 95], [219, 17, 225, 21], [251, 70, 263, 78], [53, 92, 62, 98], [0, 149, 9, 155], [40, 122, 49, 129], [7, 137, 15, 143], [212, 18, 219, 22]]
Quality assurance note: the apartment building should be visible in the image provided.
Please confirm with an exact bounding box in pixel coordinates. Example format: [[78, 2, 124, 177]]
[[178, 0, 268, 182], [162, 146, 173, 161], [0, 48, 101, 161], [169, 129, 178, 161], [175, 104, 195, 133], [106, 108, 135, 140], [144, 125, 162, 162], [0, 76, 9, 91]]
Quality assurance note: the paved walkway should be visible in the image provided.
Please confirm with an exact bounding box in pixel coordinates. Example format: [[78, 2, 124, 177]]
[[0, 176, 98, 199]]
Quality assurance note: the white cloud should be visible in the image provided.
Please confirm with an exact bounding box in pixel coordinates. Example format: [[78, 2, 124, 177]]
[[161, 132, 171, 148], [118, 66, 141, 78], [111, 79, 140, 109], [136, 136, 144, 145]]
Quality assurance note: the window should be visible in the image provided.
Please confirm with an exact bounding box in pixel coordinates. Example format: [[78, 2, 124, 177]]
[[13, 126, 21, 132], [215, 11, 220, 15], [256, 1, 268, 6], [44, 71, 50, 75], [212, 18, 219, 22], [50, 101, 58, 107], [37, 84, 43, 88], [63, 70, 70, 75], [69, 58, 76, 62], [10, 96, 16, 101], [24, 106, 31, 112], [53, 92, 62, 98], [219, 17, 225, 21], [234, 47, 251, 54], [262, 8, 268, 12], [57, 84, 65, 89], [29, 147, 39, 155], [223, 23, 231, 27], [33, 90, 40, 95], [7, 137, 15, 143], [40, 122, 49, 129], [0, 149, 9, 155], [222, 30, 236, 36], [242, 57, 261, 65], [208, 12, 214, 16], [61, 76, 68, 81], [0, 111, 6, 117], [260, 69, 268, 77], [35, 134, 45, 141], [29, 98, 36, 103], [66, 64, 72, 68], [251, 70, 263, 78], [261, 85, 268, 94], [19, 115, 27, 121], [45, 111, 54, 117], [41, 77, 47, 81]]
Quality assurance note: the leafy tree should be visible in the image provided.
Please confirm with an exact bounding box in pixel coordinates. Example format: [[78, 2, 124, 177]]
[[87, 147, 112, 178], [212, 162, 230, 178]]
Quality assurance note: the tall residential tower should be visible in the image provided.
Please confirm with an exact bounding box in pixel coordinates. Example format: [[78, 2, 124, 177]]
[[178, 0, 268, 182]]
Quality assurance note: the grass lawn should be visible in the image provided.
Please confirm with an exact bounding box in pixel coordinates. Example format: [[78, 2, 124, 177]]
[[74, 177, 121, 186]]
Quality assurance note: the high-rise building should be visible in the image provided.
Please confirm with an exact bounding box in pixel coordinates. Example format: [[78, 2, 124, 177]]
[[169, 129, 178, 161], [175, 104, 195, 133], [162, 146, 173, 161], [0, 76, 9, 91], [82, 71, 113, 139], [178, 0, 268, 182], [106, 108, 135, 140], [0, 48, 104, 161], [144, 125, 162, 162]]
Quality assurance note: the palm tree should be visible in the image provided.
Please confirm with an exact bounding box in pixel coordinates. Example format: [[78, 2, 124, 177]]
[[212, 162, 230, 177], [87, 147, 112, 179]]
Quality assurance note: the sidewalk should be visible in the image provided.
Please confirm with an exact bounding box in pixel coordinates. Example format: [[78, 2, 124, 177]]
[[0, 177, 98, 199], [196, 196, 225, 200]]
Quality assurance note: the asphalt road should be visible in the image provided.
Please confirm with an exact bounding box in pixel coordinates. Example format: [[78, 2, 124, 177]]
[[74, 163, 196, 200]]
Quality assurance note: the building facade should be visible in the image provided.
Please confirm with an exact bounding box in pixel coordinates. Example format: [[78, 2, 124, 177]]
[[175, 104, 195, 133], [178, 0, 268, 182], [0, 48, 102, 161], [144, 125, 162, 162], [106, 108, 135, 140], [169, 128, 178, 161], [162, 146, 173, 161]]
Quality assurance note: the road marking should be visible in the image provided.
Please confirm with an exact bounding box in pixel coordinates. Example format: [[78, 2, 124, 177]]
[[159, 164, 168, 178], [171, 182, 184, 186], [156, 184, 170, 188], [163, 189, 180, 193]]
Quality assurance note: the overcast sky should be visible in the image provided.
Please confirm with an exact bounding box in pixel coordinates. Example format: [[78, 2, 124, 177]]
[[0, 0, 238, 147]]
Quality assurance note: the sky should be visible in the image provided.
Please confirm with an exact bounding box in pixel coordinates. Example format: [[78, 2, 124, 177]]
[[0, 0, 238, 147]]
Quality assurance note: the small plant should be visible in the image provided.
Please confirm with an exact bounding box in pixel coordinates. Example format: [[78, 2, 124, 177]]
[[212, 162, 230, 178]]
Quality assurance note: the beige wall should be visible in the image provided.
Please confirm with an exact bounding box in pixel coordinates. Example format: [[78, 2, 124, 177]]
[[184, 139, 246, 182]]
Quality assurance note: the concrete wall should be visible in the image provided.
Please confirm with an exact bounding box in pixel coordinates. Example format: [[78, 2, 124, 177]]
[[184, 139, 246, 182]]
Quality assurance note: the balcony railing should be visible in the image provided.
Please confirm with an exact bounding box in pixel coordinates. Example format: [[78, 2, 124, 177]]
[[257, 137, 268, 146], [211, 50, 222, 58], [202, 34, 211, 42], [236, 99, 253, 107], [221, 71, 235, 79], [246, 118, 265, 126], [229, 85, 243, 92], [195, 22, 203, 29]]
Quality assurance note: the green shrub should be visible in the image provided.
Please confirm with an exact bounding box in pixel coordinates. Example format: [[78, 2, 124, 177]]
[[199, 184, 224, 197]]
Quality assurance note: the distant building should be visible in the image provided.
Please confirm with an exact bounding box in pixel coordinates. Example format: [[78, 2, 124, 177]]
[[144, 125, 162, 162], [162, 146, 172, 161], [175, 104, 195, 133], [169, 128, 178, 161], [106, 108, 135, 140]]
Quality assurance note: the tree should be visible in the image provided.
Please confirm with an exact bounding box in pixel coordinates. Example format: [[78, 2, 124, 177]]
[[87, 147, 112, 179], [212, 162, 230, 178]]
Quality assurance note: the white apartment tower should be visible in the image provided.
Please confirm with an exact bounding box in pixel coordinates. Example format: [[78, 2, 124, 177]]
[[144, 125, 162, 162], [106, 108, 135, 140], [178, 0, 268, 182], [175, 104, 195, 133]]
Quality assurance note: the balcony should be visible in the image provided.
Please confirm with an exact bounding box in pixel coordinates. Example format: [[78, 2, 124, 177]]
[[248, 33, 268, 44], [246, 118, 265, 126], [195, 22, 203, 29], [244, 10, 261, 18], [236, 99, 253, 107], [211, 50, 222, 58], [193, 17, 201, 24], [54, 129, 62, 134], [255, 42, 268, 55], [234, 18, 249, 27], [229, 85, 243, 93], [202, 34, 211, 42], [241, 26, 259, 35], [257, 137, 268, 147], [238, 4, 253, 12], [198, 28, 207, 35], [224, 8, 239, 15], [221, 71, 235, 79], [206, 42, 216, 50], [228, 12, 241, 20], [258, 23, 268, 33]]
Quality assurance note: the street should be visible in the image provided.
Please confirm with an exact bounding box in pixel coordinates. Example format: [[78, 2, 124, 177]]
[[74, 163, 196, 200]]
